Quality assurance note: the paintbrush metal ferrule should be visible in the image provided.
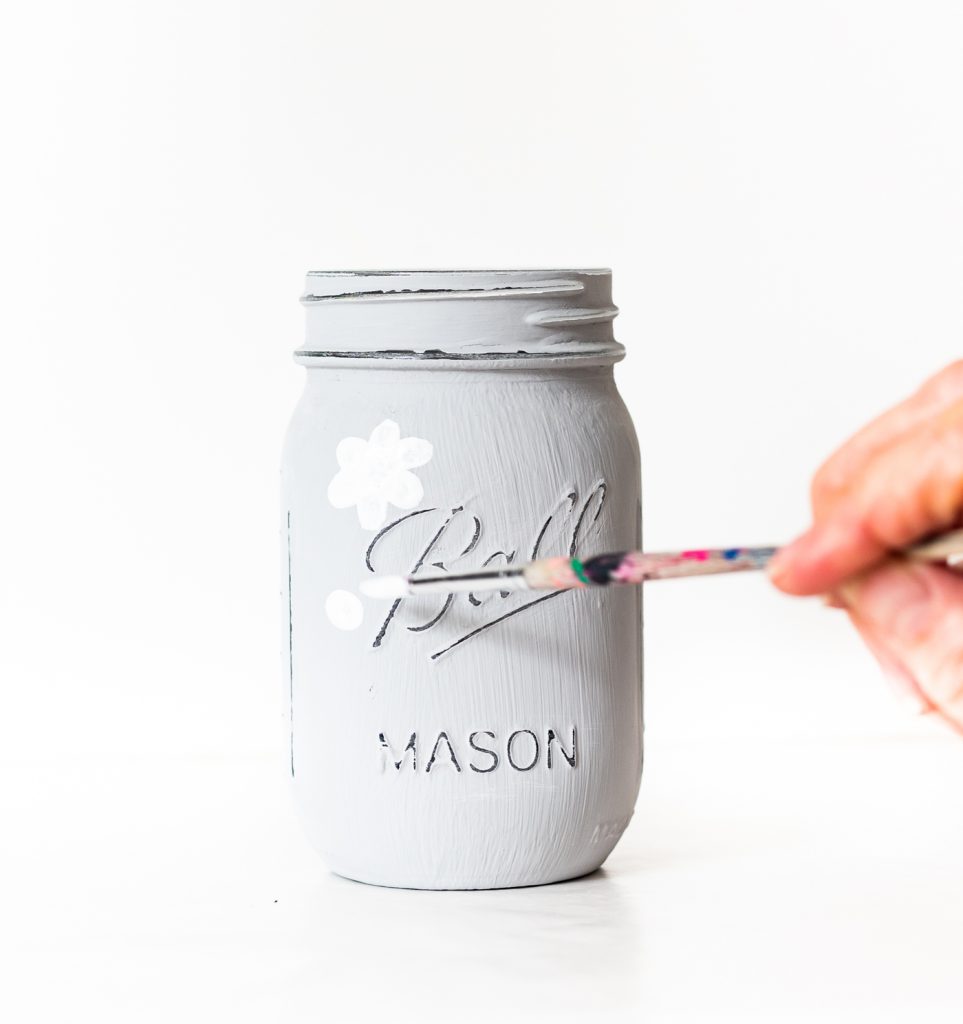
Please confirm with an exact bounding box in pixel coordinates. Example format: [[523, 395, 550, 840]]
[[405, 566, 529, 596], [360, 566, 530, 599]]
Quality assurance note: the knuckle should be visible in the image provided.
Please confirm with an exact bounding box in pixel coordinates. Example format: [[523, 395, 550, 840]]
[[810, 459, 845, 515], [940, 358, 963, 382], [921, 360, 963, 401]]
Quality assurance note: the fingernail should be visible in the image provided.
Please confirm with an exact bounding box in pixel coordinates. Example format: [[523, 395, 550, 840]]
[[767, 537, 803, 585], [796, 519, 853, 566], [768, 521, 848, 589], [766, 556, 788, 586], [840, 564, 934, 643]]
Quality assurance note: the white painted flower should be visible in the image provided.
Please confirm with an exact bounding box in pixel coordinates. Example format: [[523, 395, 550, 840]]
[[327, 419, 433, 530], [325, 589, 364, 631]]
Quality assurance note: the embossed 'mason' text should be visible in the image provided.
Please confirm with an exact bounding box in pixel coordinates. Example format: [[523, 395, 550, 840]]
[[378, 727, 578, 774]]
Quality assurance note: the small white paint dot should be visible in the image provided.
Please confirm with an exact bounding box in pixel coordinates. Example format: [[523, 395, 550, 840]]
[[325, 590, 364, 631]]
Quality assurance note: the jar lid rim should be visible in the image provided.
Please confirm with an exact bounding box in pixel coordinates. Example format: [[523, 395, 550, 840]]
[[298, 269, 623, 362], [303, 268, 611, 301]]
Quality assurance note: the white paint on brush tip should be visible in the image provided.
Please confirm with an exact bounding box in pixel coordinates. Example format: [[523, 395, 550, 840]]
[[359, 575, 409, 599]]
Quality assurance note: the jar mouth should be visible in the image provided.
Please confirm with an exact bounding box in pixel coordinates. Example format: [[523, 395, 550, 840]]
[[303, 268, 611, 298], [298, 268, 623, 364]]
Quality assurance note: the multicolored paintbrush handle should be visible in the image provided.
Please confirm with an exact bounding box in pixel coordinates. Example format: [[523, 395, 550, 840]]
[[524, 547, 778, 590]]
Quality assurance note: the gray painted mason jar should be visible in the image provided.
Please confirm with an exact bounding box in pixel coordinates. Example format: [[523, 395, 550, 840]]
[[281, 269, 642, 889]]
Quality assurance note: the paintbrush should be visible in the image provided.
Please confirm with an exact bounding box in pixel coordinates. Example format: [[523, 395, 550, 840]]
[[360, 529, 963, 599]]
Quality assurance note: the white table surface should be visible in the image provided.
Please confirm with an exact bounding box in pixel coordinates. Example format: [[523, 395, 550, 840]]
[[5, 720, 963, 1024]]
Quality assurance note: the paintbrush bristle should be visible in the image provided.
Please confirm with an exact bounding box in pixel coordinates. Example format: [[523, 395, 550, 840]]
[[359, 575, 409, 599]]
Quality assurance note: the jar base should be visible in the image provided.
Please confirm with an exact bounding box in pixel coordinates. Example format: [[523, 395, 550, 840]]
[[327, 858, 611, 892]]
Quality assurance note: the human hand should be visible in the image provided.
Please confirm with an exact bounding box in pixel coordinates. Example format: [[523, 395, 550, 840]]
[[767, 361, 963, 731]]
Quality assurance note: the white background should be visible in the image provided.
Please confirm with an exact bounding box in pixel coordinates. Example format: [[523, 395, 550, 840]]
[[2, 2, 962, 1021]]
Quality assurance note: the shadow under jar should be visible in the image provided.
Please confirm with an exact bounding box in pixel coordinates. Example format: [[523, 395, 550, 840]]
[[281, 269, 643, 889]]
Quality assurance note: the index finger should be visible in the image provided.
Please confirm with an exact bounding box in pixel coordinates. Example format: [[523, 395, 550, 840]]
[[770, 399, 963, 594], [811, 360, 963, 518]]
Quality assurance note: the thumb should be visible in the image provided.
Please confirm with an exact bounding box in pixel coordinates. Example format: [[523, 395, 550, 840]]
[[840, 561, 963, 733]]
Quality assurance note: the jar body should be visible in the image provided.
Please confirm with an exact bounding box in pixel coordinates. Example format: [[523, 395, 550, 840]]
[[281, 360, 642, 889]]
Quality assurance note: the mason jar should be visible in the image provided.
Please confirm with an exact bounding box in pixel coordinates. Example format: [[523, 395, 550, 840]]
[[281, 269, 642, 889]]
